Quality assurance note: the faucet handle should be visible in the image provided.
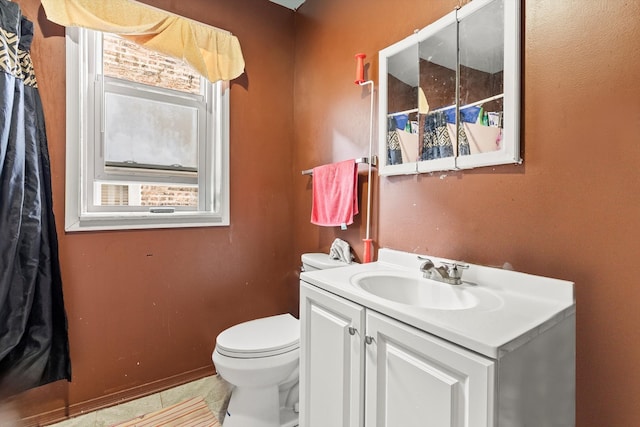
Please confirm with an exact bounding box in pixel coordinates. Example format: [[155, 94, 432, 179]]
[[440, 261, 469, 277], [441, 261, 468, 268], [417, 256, 434, 267]]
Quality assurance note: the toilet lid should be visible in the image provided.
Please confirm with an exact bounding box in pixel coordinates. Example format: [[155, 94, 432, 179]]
[[302, 253, 349, 269], [216, 313, 300, 358]]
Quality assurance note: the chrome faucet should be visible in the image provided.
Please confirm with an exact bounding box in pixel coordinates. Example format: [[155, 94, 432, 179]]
[[418, 257, 469, 285]]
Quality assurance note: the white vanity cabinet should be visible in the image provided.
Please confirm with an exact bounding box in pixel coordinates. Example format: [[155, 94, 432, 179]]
[[299, 248, 575, 427], [299, 281, 365, 427], [300, 283, 495, 427], [365, 309, 495, 427]]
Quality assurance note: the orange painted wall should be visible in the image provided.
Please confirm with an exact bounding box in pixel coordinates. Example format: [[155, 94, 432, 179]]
[[293, 0, 640, 426], [10, 0, 298, 424], [8, 0, 640, 425]]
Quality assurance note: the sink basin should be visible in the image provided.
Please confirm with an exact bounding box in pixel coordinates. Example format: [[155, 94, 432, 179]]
[[351, 271, 479, 310]]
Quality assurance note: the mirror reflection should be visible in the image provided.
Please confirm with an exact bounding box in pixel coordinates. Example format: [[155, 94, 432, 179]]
[[418, 20, 457, 162], [386, 44, 418, 166], [378, 0, 519, 176], [458, 0, 504, 156]]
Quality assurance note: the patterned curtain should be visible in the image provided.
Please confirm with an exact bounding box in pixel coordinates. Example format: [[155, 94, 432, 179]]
[[0, 1, 71, 397]]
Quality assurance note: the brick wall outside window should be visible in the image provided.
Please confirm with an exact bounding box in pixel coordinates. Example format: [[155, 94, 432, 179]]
[[140, 185, 198, 207], [103, 34, 201, 94]]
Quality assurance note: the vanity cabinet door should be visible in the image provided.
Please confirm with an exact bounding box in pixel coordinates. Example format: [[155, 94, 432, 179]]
[[300, 282, 366, 427], [364, 311, 495, 427]]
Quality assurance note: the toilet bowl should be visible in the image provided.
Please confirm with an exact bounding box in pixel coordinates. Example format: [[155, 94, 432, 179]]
[[213, 314, 300, 427], [212, 253, 352, 427]]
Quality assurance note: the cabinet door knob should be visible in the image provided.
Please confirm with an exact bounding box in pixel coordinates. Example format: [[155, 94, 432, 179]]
[[348, 326, 357, 336], [365, 335, 374, 345]]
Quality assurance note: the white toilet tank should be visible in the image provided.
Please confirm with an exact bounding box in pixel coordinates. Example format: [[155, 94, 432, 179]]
[[301, 253, 353, 271]]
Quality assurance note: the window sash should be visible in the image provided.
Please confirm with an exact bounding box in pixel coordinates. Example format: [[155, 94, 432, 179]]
[[88, 66, 209, 213], [98, 76, 205, 178]]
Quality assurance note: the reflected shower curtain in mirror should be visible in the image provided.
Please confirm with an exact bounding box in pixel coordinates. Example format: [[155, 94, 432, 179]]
[[421, 111, 471, 161], [0, 2, 71, 397]]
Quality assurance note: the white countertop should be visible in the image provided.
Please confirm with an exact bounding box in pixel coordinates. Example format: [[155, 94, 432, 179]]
[[300, 248, 575, 359]]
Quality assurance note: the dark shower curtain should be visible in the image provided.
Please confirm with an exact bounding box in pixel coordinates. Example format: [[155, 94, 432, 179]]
[[0, 1, 70, 397]]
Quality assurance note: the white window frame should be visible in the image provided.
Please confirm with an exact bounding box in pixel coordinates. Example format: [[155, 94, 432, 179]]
[[65, 27, 230, 231]]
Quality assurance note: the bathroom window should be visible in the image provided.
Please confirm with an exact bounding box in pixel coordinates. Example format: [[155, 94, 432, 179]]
[[65, 28, 230, 231]]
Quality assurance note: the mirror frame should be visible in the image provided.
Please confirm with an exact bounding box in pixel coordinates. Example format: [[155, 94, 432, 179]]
[[378, 0, 521, 176]]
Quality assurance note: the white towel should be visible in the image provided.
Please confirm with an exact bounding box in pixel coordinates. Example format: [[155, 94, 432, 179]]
[[329, 238, 353, 264]]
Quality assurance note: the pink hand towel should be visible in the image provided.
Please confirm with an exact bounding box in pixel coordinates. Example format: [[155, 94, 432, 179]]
[[311, 159, 359, 227]]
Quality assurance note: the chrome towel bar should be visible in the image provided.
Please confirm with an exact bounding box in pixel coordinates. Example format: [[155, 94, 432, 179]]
[[301, 156, 377, 176]]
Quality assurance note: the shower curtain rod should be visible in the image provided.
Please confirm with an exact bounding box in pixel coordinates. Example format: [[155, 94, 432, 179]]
[[430, 93, 504, 113], [388, 107, 419, 118], [387, 93, 504, 117]]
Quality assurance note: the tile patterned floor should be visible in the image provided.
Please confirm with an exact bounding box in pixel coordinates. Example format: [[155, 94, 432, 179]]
[[47, 375, 232, 427]]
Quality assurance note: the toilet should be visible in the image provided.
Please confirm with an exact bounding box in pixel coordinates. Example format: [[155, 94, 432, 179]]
[[212, 253, 352, 427]]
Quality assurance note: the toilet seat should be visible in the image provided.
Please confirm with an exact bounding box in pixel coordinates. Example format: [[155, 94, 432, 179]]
[[216, 313, 300, 358]]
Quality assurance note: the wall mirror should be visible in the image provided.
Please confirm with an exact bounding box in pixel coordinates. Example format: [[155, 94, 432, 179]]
[[378, 0, 521, 176]]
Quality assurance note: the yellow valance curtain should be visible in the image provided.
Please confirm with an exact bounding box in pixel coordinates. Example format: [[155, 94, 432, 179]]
[[40, 0, 245, 82]]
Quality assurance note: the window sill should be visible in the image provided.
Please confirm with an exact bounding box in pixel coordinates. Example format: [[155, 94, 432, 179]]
[[65, 211, 229, 232]]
